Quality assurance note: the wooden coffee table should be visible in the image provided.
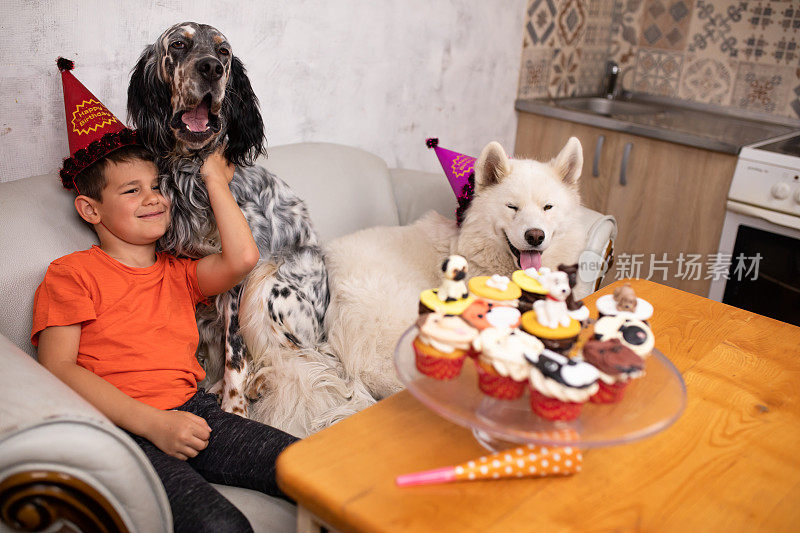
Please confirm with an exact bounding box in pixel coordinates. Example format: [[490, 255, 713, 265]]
[[276, 279, 800, 532]]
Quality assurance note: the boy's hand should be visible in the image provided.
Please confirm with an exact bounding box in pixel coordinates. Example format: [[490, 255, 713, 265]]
[[201, 147, 235, 187], [145, 410, 212, 460]]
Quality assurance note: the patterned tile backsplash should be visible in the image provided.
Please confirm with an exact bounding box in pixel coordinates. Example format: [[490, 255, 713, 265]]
[[517, 0, 800, 120]]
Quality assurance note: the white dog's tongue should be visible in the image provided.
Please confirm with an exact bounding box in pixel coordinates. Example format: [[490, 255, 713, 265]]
[[520, 251, 542, 270], [182, 100, 209, 132]]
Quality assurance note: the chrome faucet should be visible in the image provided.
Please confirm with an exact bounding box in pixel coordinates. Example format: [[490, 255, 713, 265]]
[[605, 61, 620, 100]]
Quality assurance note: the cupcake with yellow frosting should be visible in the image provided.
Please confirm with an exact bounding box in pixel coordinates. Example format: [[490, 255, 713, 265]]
[[413, 313, 478, 379], [418, 254, 475, 315], [467, 275, 521, 307], [418, 289, 475, 315], [511, 269, 548, 312], [471, 328, 543, 399], [520, 310, 581, 355]]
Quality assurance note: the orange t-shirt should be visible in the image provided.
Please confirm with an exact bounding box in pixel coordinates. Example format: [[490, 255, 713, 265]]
[[31, 245, 207, 409]]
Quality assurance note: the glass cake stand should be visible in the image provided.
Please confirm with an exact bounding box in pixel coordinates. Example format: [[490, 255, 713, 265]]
[[395, 326, 686, 452]]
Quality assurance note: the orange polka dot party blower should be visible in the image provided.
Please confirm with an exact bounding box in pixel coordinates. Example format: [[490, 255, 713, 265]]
[[396, 439, 582, 487]]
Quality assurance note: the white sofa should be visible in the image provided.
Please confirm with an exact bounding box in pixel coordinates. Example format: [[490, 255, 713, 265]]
[[0, 142, 616, 532]]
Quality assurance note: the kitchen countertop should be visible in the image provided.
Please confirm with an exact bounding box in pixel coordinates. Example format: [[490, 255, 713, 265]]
[[516, 94, 800, 154]]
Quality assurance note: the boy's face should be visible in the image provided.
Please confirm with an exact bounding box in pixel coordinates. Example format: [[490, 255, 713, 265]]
[[92, 159, 171, 245]]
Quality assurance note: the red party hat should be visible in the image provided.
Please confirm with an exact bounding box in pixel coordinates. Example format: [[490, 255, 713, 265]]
[[426, 138, 476, 226], [57, 57, 139, 191]]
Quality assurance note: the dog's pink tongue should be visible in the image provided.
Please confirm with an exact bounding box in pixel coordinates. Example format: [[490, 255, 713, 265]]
[[520, 251, 542, 270], [181, 100, 209, 132]]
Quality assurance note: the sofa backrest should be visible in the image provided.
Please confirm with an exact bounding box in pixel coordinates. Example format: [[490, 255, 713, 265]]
[[0, 142, 401, 357], [259, 142, 400, 241]]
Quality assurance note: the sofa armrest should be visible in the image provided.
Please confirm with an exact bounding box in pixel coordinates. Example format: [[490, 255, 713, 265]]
[[0, 334, 171, 533], [573, 208, 617, 301]]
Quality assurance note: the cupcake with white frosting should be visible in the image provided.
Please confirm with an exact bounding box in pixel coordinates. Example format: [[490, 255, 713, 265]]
[[413, 313, 478, 380], [471, 328, 543, 400], [595, 283, 653, 322], [581, 338, 645, 404], [593, 315, 655, 358], [524, 349, 599, 421]]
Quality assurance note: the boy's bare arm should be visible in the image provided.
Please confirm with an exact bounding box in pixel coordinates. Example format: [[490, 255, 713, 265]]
[[38, 325, 211, 460], [196, 148, 260, 297]]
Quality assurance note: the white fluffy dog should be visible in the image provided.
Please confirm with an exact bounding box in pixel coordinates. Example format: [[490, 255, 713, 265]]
[[531, 268, 572, 328], [437, 255, 469, 301], [324, 138, 587, 399]]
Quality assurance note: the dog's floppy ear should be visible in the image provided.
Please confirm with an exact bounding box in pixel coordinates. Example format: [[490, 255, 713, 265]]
[[550, 137, 583, 188], [474, 141, 510, 191], [127, 45, 173, 159], [223, 55, 266, 167], [441, 259, 448, 273]]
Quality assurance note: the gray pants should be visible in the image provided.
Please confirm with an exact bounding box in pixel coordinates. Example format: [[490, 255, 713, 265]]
[[126, 390, 298, 533]]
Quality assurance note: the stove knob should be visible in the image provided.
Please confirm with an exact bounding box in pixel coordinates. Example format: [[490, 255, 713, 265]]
[[771, 182, 790, 200]]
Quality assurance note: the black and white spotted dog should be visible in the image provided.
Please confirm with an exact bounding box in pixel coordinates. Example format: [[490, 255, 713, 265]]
[[127, 22, 371, 436]]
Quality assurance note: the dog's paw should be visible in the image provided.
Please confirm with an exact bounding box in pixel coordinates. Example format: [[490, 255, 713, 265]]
[[221, 389, 249, 417], [245, 373, 269, 401]]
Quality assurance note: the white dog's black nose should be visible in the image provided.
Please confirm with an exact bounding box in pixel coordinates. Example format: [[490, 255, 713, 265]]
[[525, 228, 545, 247], [197, 57, 224, 82]]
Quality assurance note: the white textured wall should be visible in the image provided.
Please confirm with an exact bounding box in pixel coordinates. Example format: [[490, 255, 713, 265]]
[[0, 0, 525, 182]]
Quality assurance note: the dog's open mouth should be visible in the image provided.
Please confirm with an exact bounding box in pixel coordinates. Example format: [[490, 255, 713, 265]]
[[506, 235, 542, 271], [171, 94, 220, 144]]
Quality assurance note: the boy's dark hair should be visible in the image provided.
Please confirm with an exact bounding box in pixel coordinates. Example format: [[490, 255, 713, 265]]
[[74, 145, 155, 201]]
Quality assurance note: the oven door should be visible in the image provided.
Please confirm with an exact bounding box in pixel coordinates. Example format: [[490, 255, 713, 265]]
[[708, 201, 800, 326]]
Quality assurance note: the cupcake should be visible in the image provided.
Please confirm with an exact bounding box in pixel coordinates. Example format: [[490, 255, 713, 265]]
[[471, 328, 543, 400], [581, 338, 645, 403], [467, 275, 521, 307], [524, 349, 599, 421], [520, 310, 581, 355], [413, 313, 478, 379], [511, 269, 548, 312], [593, 315, 655, 358], [418, 289, 474, 315], [419, 255, 476, 315], [461, 299, 521, 331], [596, 283, 653, 322]]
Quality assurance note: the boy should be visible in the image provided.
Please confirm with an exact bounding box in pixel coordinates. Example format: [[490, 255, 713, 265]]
[[37, 60, 294, 533], [33, 141, 296, 532]]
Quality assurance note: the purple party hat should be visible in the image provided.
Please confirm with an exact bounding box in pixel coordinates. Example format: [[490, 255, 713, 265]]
[[426, 138, 476, 199], [426, 138, 477, 226]]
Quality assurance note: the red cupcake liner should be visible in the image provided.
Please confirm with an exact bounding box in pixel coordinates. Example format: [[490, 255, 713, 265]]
[[529, 388, 583, 421], [590, 380, 629, 404], [413, 339, 466, 380], [475, 360, 525, 400]]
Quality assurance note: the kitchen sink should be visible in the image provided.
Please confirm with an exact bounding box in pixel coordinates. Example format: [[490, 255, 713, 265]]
[[554, 97, 664, 116], [517, 93, 800, 154]]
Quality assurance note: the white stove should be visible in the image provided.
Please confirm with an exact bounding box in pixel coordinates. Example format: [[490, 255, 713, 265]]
[[730, 133, 800, 225], [708, 131, 800, 325]]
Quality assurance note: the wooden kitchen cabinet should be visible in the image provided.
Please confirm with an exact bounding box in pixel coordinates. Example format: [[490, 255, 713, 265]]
[[515, 112, 737, 296]]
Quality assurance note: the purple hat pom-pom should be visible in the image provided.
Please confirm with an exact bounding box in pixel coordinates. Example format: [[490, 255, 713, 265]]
[[426, 138, 439, 149]]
